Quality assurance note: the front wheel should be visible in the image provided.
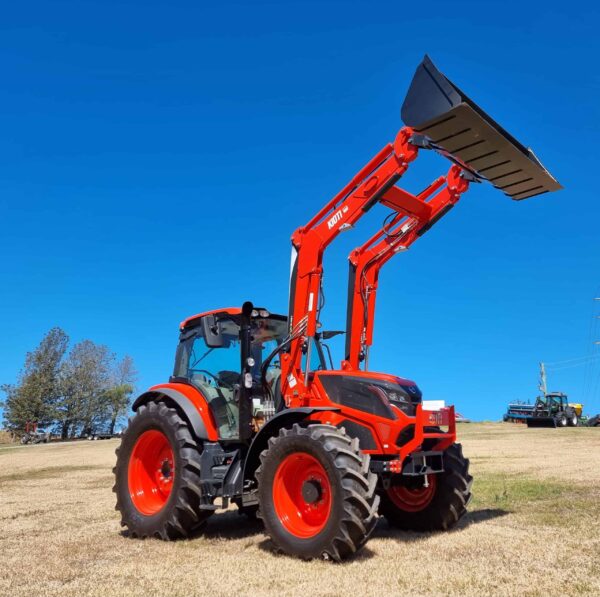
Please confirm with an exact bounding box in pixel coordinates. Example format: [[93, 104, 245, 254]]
[[556, 414, 568, 427], [379, 443, 472, 531], [113, 401, 212, 540], [256, 424, 379, 561], [568, 414, 578, 427]]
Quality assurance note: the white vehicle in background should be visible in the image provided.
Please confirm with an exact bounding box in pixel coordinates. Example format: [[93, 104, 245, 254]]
[[423, 401, 470, 423]]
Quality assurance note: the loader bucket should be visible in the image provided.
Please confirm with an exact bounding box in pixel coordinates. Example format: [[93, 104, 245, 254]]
[[401, 56, 562, 200], [526, 416, 557, 428]]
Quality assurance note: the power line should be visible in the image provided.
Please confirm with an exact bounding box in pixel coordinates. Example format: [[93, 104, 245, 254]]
[[582, 291, 600, 404], [546, 354, 600, 367]]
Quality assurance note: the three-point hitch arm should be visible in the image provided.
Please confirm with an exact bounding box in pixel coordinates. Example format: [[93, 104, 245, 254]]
[[344, 164, 473, 371]]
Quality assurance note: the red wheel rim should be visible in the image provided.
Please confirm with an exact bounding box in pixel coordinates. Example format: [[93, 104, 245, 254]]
[[128, 429, 175, 515], [387, 476, 437, 512], [273, 452, 332, 538]]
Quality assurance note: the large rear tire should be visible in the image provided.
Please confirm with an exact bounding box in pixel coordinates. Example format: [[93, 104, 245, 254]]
[[256, 423, 379, 561], [379, 443, 472, 531], [113, 401, 211, 539]]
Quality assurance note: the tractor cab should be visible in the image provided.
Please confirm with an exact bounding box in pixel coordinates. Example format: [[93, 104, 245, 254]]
[[172, 307, 289, 439], [534, 392, 568, 413], [527, 392, 579, 428]]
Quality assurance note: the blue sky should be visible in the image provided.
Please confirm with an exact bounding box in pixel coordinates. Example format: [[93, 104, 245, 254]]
[[1, 0, 599, 421]]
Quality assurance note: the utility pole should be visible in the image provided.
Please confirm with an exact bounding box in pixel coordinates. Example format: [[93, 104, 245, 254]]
[[538, 362, 548, 397]]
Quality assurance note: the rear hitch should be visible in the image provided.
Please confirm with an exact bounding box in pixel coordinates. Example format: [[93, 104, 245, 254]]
[[370, 451, 445, 476]]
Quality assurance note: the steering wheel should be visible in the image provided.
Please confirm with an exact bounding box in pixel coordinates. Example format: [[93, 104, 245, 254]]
[[192, 369, 237, 390], [191, 369, 221, 387]]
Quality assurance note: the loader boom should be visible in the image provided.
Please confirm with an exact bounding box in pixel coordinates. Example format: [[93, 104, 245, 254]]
[[345, 164, 472, 369], [281, 127, 421, 403]]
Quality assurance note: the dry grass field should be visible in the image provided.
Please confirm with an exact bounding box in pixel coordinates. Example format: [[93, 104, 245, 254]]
[[1, 423, 599, 597]]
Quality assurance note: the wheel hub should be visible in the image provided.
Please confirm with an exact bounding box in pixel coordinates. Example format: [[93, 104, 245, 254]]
[[301, 478, 323, 504], [160, 459, 173, 480]]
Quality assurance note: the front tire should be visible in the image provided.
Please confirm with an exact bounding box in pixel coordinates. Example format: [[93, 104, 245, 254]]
[[113, 401, 211, 540], [568, 414, 578, 427], [379, 443, 472, 531], [256, 424, 379, 561], [556, 414, 568, 427]]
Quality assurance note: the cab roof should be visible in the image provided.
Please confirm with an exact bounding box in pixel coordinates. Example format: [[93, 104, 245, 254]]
[[180, 307, 286, 330], [180, 308, 241, 330]]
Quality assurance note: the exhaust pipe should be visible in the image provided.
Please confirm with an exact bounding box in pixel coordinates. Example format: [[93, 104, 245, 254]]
[[402, 56, 562, 200]]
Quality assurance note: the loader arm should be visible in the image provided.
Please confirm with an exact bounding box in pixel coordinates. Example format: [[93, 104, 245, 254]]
[[281, 127, 421, 404], [345, 164, 472, 370]]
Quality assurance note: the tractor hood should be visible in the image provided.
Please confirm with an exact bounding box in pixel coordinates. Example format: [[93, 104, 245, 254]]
[[401, 55, 562, 200]]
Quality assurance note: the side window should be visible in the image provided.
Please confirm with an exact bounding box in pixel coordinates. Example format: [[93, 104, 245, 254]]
[[187, 335, 240, 392]]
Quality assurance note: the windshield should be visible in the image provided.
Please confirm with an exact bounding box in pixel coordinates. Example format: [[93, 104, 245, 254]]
[[304, 337, 329, 372]]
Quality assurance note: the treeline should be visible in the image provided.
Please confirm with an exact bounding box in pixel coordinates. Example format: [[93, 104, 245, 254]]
[[1, 328, 137, 438]]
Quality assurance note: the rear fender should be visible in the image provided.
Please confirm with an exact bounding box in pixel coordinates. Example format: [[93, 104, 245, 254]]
[[242, 407, 339, 484], [132, 382, 219, 441]]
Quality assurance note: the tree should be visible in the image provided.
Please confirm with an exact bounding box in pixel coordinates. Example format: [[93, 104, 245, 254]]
[[57, 340, 114, 438], [104, 355, 138, 434], [1, 328, 69, 431]]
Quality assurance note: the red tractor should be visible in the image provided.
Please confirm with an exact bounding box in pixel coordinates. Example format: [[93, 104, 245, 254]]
[[114, 56, 560, 560]]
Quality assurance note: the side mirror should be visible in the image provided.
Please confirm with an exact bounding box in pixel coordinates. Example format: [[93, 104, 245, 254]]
[[202, 314, 225, 348], [321, 330, 345, 340]]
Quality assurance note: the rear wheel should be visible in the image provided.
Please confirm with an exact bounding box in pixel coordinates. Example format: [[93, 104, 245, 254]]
[[379, 443, 472, 531], [256, 424, 379, 561], [113, 401, 212, 539]]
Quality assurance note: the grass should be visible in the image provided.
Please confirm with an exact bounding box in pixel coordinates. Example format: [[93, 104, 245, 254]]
[[0, 464, 106, 485], [1, 423, 599, 597]]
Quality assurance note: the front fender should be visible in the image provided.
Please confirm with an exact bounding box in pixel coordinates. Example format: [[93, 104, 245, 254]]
[[242, 407, 339, 484], [132, 382, 219, 442]]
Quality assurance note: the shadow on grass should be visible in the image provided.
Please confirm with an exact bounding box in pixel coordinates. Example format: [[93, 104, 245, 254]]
[[121, 508, 509, 556], [200, 509, 264, 540], [185, 508, 378, 561], [460, 507, 510, 526], [120, 508, 265, 541], [256, 537, 376, 562], [373, 507, 510, 541]]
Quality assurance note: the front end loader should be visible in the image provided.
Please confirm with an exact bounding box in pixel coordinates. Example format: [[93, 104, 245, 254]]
[[114, 56, 561, 561]]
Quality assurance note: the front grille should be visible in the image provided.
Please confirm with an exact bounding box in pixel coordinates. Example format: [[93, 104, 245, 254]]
[[318, 375, 397, 420], [396, 424, 415, 447]]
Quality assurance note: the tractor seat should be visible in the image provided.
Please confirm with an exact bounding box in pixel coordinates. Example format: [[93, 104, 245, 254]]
[[209, 394, 239, 439], [268, 371, 285, 412]]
